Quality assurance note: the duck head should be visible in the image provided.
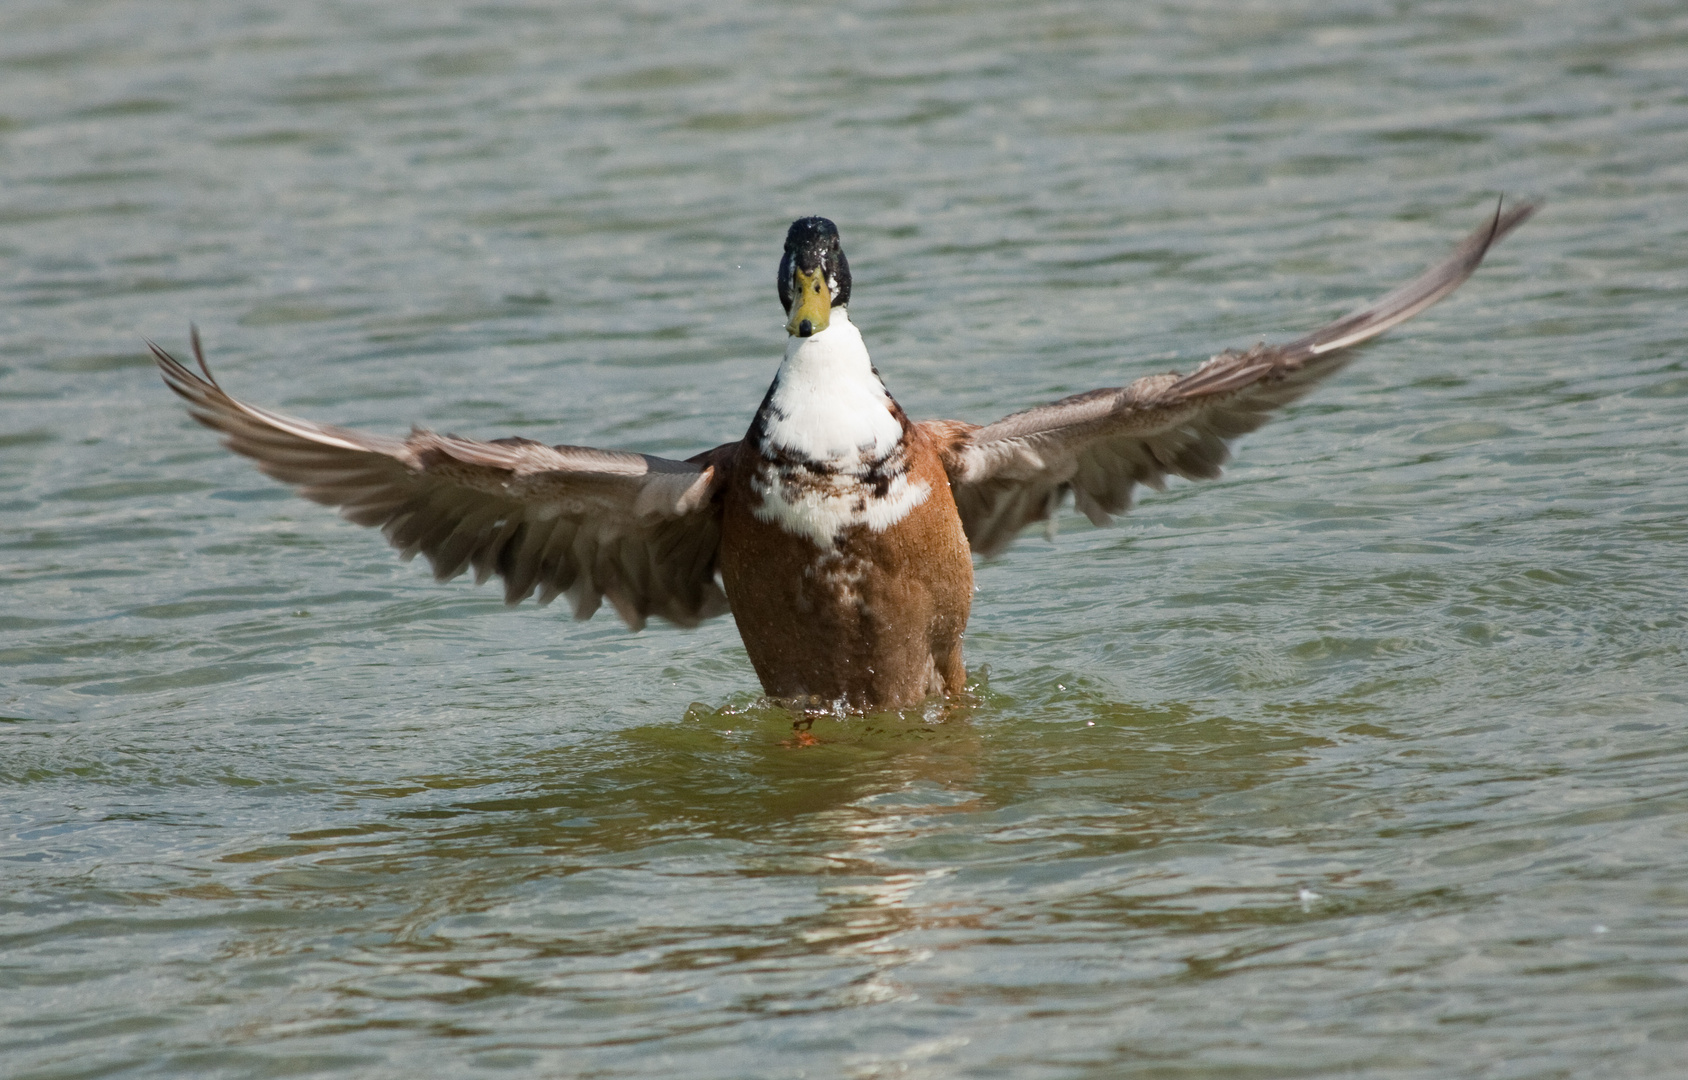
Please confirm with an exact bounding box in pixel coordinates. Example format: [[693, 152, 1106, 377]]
[[779, 216, 852, 338]]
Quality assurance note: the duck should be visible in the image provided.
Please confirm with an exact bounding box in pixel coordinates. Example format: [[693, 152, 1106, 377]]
[[152, 202, 1536, 711]]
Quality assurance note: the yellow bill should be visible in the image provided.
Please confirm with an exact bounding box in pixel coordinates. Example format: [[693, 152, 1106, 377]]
[[785, 267, 831, 337]]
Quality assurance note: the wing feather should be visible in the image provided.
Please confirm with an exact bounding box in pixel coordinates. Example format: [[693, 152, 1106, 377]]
[[931, 201, 1538, 556], [152, 331, 735, 629]]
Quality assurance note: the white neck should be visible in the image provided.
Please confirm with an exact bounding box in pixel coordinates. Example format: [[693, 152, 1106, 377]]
[[760, 309, 903, 463]]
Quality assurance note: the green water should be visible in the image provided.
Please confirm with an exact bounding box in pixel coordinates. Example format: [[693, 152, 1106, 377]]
[[4, 1, 1687, 1076]]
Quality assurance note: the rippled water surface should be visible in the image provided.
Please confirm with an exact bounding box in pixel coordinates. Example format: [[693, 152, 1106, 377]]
[[4, 1, 1688, 1076]]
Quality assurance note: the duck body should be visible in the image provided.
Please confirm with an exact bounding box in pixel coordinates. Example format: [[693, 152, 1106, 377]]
[[718, 310, 973, 709]]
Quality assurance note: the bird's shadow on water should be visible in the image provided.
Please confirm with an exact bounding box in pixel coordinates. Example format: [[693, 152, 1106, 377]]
[[223, 673, 1348, 885], [412, 695, 1001, 851], [188, 683, 1456, 1045], [273, 678, 1346, 909]]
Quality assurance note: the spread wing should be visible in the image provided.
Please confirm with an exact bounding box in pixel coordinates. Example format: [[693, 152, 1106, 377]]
[[928, 200, 1538, 557], [152, 332, 736, 629]]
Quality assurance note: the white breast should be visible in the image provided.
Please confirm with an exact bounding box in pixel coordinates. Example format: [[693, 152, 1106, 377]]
[[759, 310, 903, 461], [750, 310, 930, 547]]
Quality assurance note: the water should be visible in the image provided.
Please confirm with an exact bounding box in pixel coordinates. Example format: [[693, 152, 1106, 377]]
[[4, 1, 1687, 1076]]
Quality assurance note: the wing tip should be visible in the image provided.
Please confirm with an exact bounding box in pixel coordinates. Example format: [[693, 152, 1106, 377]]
[[1294, 194, 1541, 358], [1468, 195, 1540, 270]]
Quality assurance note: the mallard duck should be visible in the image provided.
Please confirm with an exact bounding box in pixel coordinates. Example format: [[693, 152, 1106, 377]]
[[152, 202, 1535, 710]]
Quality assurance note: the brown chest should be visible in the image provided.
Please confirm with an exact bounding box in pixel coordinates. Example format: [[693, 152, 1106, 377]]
[[716, 431, 974, 706]]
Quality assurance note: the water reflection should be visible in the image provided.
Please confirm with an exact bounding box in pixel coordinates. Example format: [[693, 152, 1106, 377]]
[[183, 694, 1344, 1045]]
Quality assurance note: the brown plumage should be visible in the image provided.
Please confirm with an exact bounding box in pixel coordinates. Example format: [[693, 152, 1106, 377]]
[[151, 202, 1536, 711], [719, 419, 972, 708]]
